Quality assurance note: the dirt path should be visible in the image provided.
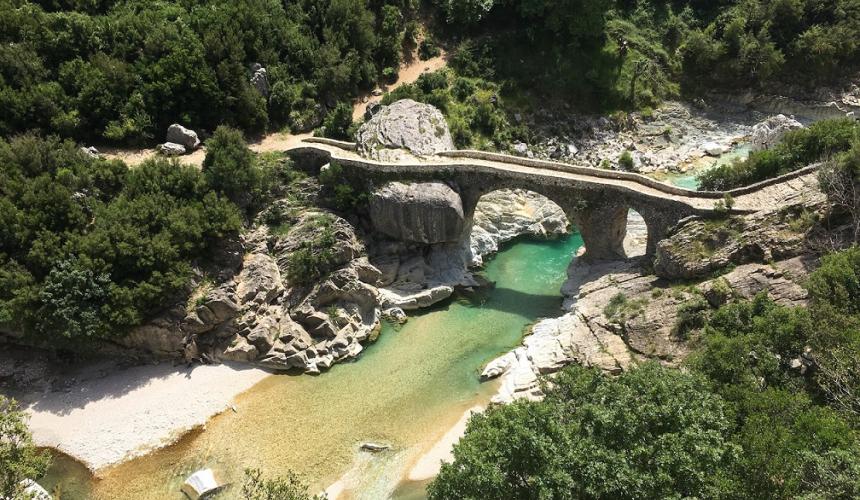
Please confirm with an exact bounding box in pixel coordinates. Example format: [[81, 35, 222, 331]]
[[351, 52, 447, 122], [102, 52, 447, 168]]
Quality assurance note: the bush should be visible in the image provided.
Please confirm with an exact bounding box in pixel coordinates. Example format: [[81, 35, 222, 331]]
[[618, 150, 634, 170], [700, 118, 860, 190], [429, 363, 738, 500], [242, 468, 324, 500], [419, 37, 442, 60], [0, 135, 241, 343], [285, 214, 338, 286], [0, 0, 419, 143], [381, 70, 511, 149], [1, 396, 51, 498], [321, 103, 354, 140], [203, 126, 260, 207]]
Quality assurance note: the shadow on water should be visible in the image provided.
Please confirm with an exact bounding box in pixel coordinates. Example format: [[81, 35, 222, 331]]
[[457, 286, 562, 319]]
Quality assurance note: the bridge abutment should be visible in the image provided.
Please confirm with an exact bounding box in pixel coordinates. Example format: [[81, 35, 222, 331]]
[[568, 202, 629, 262]]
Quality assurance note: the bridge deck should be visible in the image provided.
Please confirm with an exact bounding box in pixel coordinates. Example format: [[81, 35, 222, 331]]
[[290, 141, 821, 214]]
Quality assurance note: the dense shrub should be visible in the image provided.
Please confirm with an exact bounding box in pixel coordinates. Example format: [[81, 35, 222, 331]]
[[382, 70, 514, 149], [0, 0, 418, 143], [242, 468, 323, 500], [430, 247, 860, 499], [320, 102, 355, 140], [699, 118, 860, 190], [0, 135, 241, 343], [0, 396, 51, 498], [203, 126, 260, 207], [285, 214, 338, 286], [430, 363, 738, 500], [435, 1, 860, 112]]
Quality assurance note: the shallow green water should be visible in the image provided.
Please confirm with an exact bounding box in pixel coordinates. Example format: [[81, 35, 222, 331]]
[[663, 144, 751, 189], [42, 233, 584, 500]]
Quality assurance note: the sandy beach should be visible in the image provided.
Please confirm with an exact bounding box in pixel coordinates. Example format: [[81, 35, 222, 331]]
[[24, 362, 270, 472], [407, 405, 483, 481]]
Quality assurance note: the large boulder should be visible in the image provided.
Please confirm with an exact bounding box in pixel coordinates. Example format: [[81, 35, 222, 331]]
[[356, 99, 454, 160], [166, 124, 201, 150], [369, 181, 465, 244], [751, 114, 803, 151], [250, 64, 270, 98]]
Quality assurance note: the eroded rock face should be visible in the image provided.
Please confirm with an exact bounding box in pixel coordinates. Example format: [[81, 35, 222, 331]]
[[654, 207, 819, 280], [369, 182, 464, 244], [751, 114, 803, 151], [483, 195, 821, 404], [356, 99, 454, 161]]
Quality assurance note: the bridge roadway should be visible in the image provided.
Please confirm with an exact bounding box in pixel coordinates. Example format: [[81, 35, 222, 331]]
[[287, 138, 820, 260]]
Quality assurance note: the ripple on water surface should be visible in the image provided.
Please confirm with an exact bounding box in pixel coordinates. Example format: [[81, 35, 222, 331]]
[[41, 233, 584, 500]]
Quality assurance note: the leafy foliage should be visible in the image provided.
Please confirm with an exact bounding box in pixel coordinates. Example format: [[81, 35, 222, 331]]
[[429, 363, 738, 500], [203, 125, 260, 207], [242, 468, 325, 500], [699, 118, 860, 190], [431, 247, 860, 499], [0, 134, 241, 343], [285, 213, 339, 286], [0, 0, 419, 142], [382, 69, 515, 149], [320, 102, 355, 140], [436, 0, 860, 112], [0, 396, 51, 499]]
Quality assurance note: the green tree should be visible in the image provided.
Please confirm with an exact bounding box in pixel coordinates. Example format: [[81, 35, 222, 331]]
[[430, 363, 738, 500], [321, 102, 354, 140], [37, 257, 112, 340], [0, 396, 51, 499], [202, 126, 260, 207]]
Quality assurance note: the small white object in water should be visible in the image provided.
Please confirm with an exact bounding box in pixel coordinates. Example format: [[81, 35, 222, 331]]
[[181, 469, 220, 499]]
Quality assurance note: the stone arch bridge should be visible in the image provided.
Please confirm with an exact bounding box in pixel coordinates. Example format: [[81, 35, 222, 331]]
[[288, 138, 819, 261]]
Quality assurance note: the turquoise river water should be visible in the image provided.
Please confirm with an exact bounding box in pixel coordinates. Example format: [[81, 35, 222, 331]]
[[42, 233, 584, 499]]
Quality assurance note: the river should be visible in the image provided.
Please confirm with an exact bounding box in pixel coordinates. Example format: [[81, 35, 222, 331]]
[[41, 233, 584, 499]]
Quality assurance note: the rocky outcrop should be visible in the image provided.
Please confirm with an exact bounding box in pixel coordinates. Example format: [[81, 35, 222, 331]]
[[751, 114, 803, 151], [654, 203, 822, 280], [123, 210, 382, 375], [356, 99, 454, 161], [369, 182, 465, 244], [484, 192, 821, 403], [250, 63, 270, 98], [80, 146, 100, 159], [166, 124, 200, 151]]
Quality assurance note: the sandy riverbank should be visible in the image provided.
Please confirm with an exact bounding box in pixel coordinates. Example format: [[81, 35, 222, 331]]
[[407, 405, 483, 482], [25, 362, 270, 473]]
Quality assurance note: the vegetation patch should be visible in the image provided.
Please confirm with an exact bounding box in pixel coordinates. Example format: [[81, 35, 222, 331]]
[[699, 118, 860, 190]]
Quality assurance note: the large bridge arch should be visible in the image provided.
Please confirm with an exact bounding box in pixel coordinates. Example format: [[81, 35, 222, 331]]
[[285, 142, 738, 262]]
